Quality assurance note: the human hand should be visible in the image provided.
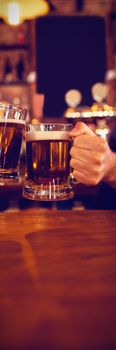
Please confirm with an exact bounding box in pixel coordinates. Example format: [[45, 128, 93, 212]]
[[70, 122, 116, 186]]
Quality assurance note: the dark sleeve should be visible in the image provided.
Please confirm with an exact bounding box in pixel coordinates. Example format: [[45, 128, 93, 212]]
[[93, 182, 116, 210]]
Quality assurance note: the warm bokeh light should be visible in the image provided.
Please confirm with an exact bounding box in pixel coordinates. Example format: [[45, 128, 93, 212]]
[[64, 107, 80, 119], [95, 127, 109, 139], [0, 0, 50, 26], [8, 2, 20, 26]]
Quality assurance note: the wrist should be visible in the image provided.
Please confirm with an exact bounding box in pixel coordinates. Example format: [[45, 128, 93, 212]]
[[103, 151, 116, 189]]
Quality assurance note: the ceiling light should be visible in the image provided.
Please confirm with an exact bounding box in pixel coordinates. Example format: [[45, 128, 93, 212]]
[[0, 0, 49, 26]]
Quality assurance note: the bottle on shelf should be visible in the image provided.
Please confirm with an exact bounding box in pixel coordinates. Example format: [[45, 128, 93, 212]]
[[17, 25, 26, 45], [15, 55, 25, 81], [3, 57, 13, 82]]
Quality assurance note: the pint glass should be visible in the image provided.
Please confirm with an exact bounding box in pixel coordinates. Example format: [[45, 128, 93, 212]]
[[0, 104, 26, 185], [23, 123, 74, 201]]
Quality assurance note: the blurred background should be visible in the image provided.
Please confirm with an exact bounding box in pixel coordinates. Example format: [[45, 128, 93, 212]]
[[0, 0, 116, 119], [0, 0, 116, 211]]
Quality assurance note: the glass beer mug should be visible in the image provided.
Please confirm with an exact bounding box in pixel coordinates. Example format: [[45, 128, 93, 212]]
[[23, 123, 75, 201], [0, 104, 26, 185]]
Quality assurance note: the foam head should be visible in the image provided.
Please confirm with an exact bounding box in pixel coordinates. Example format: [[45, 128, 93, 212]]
[[0, 118, 25, 125], [26, 130, 71, 141]]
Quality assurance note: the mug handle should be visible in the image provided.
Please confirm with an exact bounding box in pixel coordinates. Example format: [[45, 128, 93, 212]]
[[68, 171, 80, 187]]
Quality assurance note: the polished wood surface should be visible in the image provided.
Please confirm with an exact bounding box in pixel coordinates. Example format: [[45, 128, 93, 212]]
[[0, 209, 116, 350]]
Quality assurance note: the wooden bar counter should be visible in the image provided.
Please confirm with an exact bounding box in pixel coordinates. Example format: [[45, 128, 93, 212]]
[[0, 209, 116, 350]]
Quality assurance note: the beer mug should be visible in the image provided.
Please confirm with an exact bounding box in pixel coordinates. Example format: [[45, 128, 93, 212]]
[[23, 123, 74, 201], [0, 104, 26, 185]]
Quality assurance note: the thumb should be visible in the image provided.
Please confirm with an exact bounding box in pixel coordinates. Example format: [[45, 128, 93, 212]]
[[70, 122, 95, 138]]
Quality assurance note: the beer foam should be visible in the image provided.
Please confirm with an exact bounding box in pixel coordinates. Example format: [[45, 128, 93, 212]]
[[0, 118, 25, 125], [26, 130, 71, 141]]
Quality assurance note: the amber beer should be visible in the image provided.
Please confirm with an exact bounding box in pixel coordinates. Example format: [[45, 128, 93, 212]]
[[23, 124, 74, 201], [26, 135, 71, 181], [0, 119, 25, 180]]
